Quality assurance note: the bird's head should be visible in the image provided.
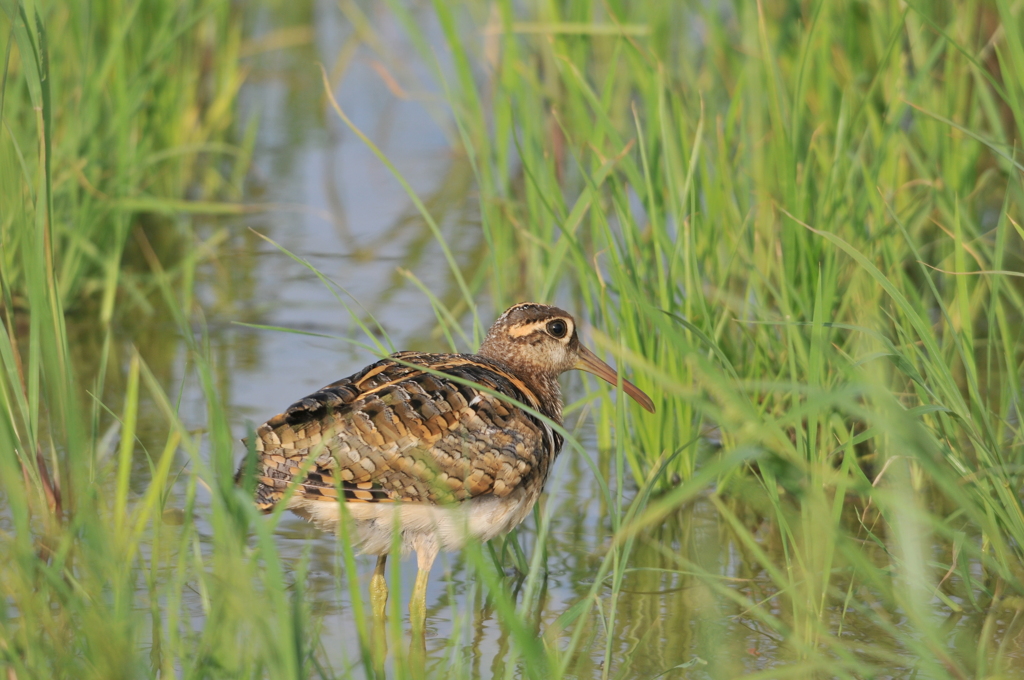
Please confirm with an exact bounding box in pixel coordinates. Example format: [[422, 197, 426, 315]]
[[478, 302, 655, 413]]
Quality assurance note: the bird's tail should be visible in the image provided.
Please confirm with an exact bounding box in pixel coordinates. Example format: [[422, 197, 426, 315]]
[[234, 448, 276, 513]]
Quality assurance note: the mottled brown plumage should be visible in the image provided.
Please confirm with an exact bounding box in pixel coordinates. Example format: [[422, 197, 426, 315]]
[[248, 351, 561, 510], [236, 302, 654, 616]]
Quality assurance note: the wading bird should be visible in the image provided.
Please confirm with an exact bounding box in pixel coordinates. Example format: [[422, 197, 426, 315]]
[[237, 302, 655, 618]]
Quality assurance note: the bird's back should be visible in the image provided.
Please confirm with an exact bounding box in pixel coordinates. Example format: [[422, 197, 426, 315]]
[[237, 351, 563, 519]]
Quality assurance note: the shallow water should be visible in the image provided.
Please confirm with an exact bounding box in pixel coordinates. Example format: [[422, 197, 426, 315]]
[[137, 2, 1024, 678]]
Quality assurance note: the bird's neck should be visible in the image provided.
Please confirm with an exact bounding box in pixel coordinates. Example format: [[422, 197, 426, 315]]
[[530, 373, 563, 423], [475, 347, 564, 424]]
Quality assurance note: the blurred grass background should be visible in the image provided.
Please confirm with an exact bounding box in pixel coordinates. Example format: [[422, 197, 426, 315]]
[[2, 0, 1024, 678]]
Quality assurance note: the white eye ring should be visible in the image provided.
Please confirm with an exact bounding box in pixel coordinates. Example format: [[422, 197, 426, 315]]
[[546, 320, 568, 339]]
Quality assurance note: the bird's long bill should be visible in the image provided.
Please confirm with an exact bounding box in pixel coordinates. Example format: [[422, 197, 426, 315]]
[[575, 345, 656, 413]]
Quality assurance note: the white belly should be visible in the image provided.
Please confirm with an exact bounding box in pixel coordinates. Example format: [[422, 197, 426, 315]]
[[287, 487, 538, 566]]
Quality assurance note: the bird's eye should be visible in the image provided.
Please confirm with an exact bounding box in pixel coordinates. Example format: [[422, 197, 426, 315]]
[[546, 320, 568, 338]]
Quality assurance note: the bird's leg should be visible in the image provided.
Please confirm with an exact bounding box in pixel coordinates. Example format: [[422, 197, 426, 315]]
[[410, 569, 430, 627], [409, 544, 437, 632], [370, 554, 389, 677], [408, 593, 427, 675], [409, 569, 428, 674], [370, 554, 388, 619]]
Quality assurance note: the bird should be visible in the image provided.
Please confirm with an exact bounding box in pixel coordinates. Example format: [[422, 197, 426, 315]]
[[236, 302, 655, 618]]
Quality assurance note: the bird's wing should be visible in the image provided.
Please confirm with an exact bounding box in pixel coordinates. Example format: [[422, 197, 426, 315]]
[[240, 352, 560, 511]]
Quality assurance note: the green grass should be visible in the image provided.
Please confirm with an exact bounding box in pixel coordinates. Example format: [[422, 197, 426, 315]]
[[360, 0, 1024, 674], [3, 0, 1024, 678]]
